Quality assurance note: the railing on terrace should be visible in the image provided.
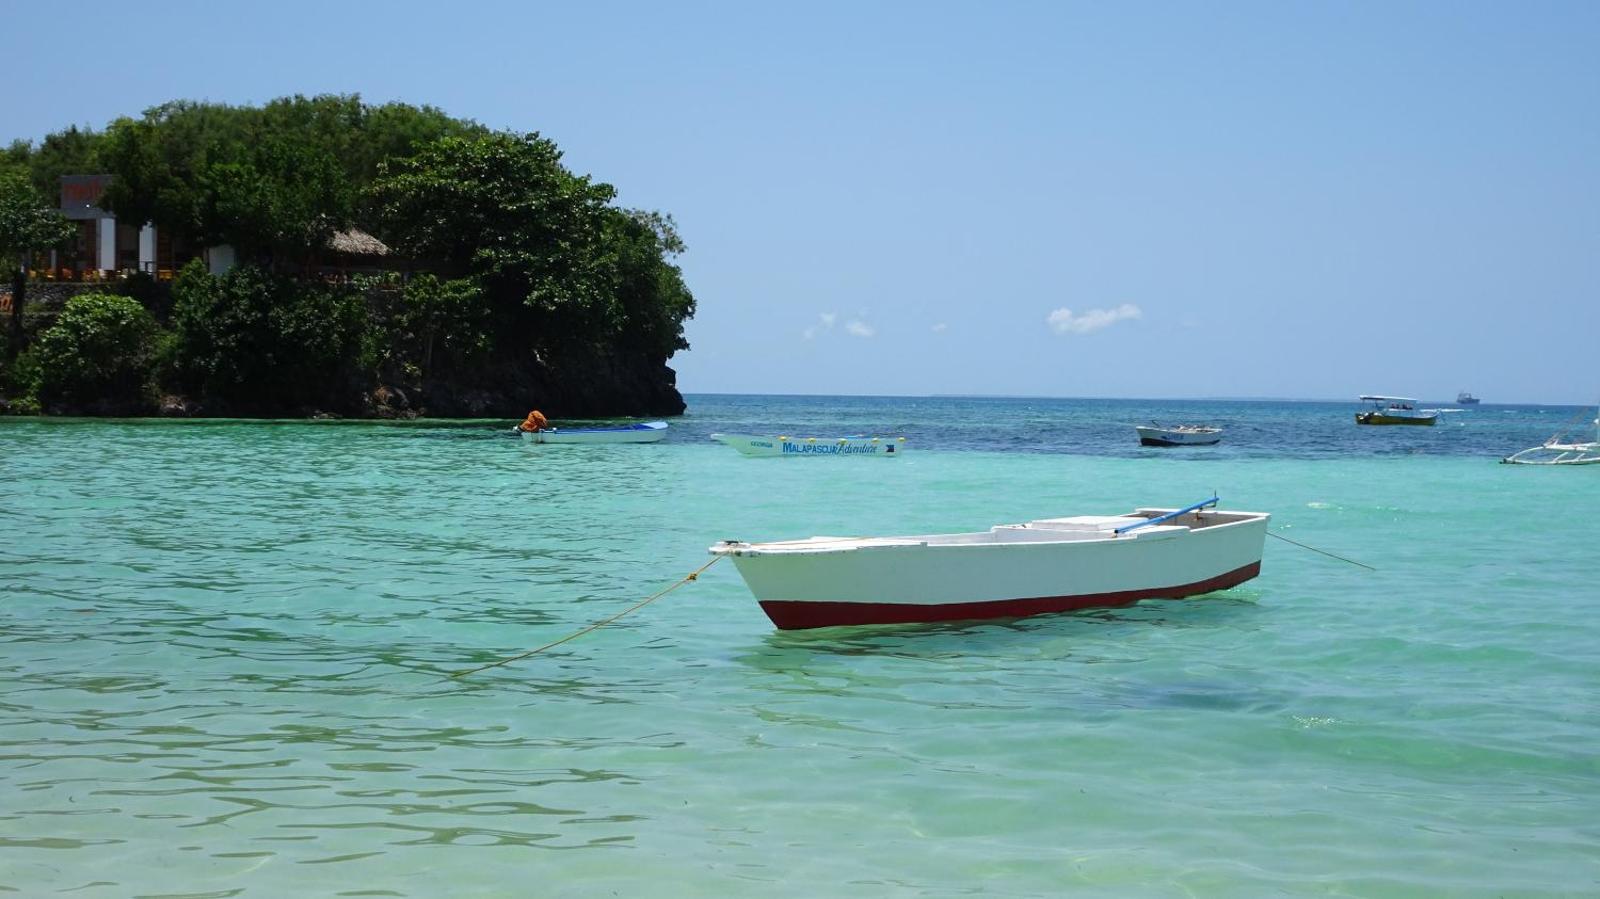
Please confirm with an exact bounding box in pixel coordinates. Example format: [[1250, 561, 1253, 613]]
[[27, 267, 183, 284]]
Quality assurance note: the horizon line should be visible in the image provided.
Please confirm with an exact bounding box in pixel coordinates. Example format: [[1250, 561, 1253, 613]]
[[679, 390, 1581, 407]]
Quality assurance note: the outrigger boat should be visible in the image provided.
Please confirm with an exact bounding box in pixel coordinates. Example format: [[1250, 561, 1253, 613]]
[[712, 497, 1269, 629], [518, 421, 668, 444], [1502, 406, 1600, 465], [709, 433, 906, 457], [1135, 423, 1222, 447], [1355, 395, 1438, 426]]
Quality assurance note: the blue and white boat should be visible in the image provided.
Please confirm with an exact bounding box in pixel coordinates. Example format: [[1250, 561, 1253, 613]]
[[519, 421, 668, 444], [710, 433, 906, 457]]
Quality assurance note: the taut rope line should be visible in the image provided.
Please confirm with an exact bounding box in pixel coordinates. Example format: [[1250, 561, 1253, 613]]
[[451, 555, 724, 678], [1268, 531, 1376, 571]]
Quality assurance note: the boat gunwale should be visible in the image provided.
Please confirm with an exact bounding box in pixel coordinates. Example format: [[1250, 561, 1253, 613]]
[[711, 509, 1271, 557]]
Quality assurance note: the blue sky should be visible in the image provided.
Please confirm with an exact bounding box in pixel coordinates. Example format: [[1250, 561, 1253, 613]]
[[5, 1, 1596, 403]]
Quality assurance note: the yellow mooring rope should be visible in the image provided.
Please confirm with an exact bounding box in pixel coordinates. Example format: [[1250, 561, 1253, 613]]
[[451, 555, 724, 678]]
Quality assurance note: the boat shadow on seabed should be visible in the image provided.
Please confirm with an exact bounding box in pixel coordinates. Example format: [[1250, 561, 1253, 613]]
[[731, 594, 1286, 714]]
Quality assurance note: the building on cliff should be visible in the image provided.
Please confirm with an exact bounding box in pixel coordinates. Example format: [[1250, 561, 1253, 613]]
[[39, 175, 396, 283], [51, 175, 219, 280]]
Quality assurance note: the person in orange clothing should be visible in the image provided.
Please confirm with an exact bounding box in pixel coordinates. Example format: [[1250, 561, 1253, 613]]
[[517, 410, 549, 433]]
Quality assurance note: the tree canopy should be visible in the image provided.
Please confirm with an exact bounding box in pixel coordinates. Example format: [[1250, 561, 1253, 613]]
[[0, 168, 74, 262], [86, 95, 483, 264], [2, 94, 695, 417], [371, 131, 693, 361]]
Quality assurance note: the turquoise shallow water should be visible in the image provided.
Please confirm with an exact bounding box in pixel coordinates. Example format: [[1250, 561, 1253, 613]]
[[3, 397, 1599, 897]]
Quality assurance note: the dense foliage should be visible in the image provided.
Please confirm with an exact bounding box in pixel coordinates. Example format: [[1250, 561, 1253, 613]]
[[170, 261, 375, 412], [372, 131, 694, 364], [2, 167, 77, 364], [33, 293, 161, 408], [93, 96, 482, 265], [0, 168, 75, 259], [1, 94, 695, 417]]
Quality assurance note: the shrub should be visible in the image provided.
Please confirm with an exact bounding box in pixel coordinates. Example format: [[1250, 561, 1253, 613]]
[[33, 293, 161, 409], [113, 271, 173, 321], [171, 261, 375, 412], [2, 344, 43, 410], [397, 274, 492, 377]]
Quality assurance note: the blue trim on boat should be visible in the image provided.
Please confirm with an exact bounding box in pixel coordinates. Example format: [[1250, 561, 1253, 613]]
[[551, 421, 668, 434], [1113, 496, 1220, 535]]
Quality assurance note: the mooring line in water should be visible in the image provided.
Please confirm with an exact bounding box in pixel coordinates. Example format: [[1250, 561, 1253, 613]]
[[451, 556, 724, 678], [1268, 531, 1376, 571]]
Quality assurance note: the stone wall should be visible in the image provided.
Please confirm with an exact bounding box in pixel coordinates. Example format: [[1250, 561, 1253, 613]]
[[1, 282, 115, 333]]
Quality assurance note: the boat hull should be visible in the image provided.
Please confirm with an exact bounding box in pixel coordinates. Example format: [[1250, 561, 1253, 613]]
[[1135, 426, 1221, 446], [758, 562, 1261, 629], [710, 433, 905, 457], [1501, 442, 1600, 465], [716, 510, 1268, 629], [520, 422, 668, 444], [1355, 412, 1436, 426]]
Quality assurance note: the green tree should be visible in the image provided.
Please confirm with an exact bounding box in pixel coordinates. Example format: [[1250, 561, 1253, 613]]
[[95, 95, 484, 268], [396, 274, 493, 379], [25, 126, 105, 197], [33, 293, 161, 409], [99, 101, 349, 264], [0, 169, 76, 357], [600, 209, 695, 359], [371, 132, 620, 348], [170, 261, 374, 412]]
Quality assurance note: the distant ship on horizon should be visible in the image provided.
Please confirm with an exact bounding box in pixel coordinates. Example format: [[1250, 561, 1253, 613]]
[[1457, 391, 1481, 405]]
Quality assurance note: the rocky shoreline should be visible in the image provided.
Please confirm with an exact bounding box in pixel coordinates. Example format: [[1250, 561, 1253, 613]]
[[1, 282, 687, 420]]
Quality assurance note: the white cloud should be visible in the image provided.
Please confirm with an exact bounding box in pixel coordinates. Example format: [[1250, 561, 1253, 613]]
[[932, 322, 948, 332], [845, 319, 876, 338], [1046, 304, 1142, 335], [803, 312, 840, 340]]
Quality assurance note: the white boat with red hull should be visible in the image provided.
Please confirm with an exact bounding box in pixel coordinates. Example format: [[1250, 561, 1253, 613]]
[[712, 498, 1269, 630]]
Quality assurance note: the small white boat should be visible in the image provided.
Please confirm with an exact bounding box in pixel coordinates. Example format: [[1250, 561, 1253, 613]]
[[711, 498, 1269, 629], [1356, 395, 1438, 425], [1136, 423, 1222, 447], [1502, 407, 1600, 465], [518, 421, 668, 444], [709, 433, 906, 457]]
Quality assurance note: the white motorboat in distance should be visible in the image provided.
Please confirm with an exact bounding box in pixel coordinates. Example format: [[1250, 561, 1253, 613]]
[[519, 421, 668, 444], [711, 497, 1269, 630], [710, 433, 906, 457], [1136, 424, 1222, 447], [1356, 395, 1438, 425]]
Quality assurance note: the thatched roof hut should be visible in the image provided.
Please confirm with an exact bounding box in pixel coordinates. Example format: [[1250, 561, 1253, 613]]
[[327, 228, 390, 257]]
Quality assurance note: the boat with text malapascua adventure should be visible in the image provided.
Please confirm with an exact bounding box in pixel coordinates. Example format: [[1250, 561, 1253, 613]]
[[1355, 395, 1438, 426], [709, 433, 906, 457], [711, 497, 1269, 629], [1502, 405, 1600, 465], [1135, 423, 1222, 447], [514, 410, 668, 445]]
